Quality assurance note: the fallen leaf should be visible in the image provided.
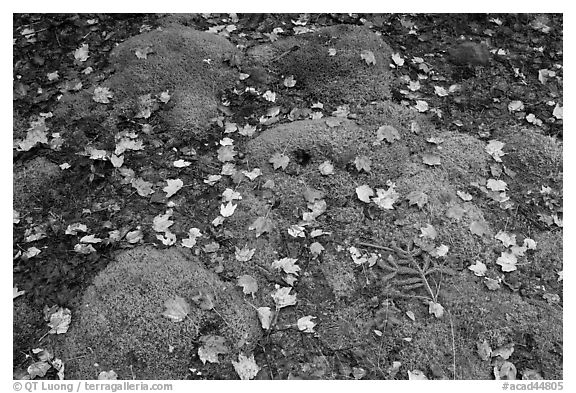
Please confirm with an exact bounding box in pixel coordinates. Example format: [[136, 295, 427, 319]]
[[272, 258, 300, 275], [431, 244, 449, 258], [553, 104, 563, 119], [283, 75, 296, 87], [270, 152, 290, 170], [262, 90, 276, 102], [354, 156, 371, 173], [237, 275, 258, 297], [414, 100, 429, 112], [492, 344, 514, 360], [356, 185, 374, 203], [494, 361, 517, 380], [13, 286, 25, 299], [156, 231, 176, 246], [457, 190, 473, 201], [204, 174, 222, 186], [74, 44, 89, 61], [487, 179, 507, 192], [508, 100, 524, 112], [80, 234, 102, 244], [235, 245, 256, 262], [434, 85, 449, 97], [484, 277, 501, 290], [469, 220, 489, 237], [375, 125, 400, 144], [217, 145, 237, 162], [239, 124, 257, 137], [256, 307, 273, 330], [422, 153, 441, 166], [162, 296, 190, 322], [391, 52, 405, 66], [220, 201, 237, 217], [153, 211, 174, 232], [47, 307, 72, 335], [110, 154, 124, 168], [271, 286, 297, 309], [468, 261, 487, 276], [309, 242, 324, 258], [328, 48, 336, 56], [496, 251, 518, 272], [420, 224, 437, 240], [134, 46, 153, 59], [477, 340, 492, 361], [198, 335, 228, 364], [408, 370, 428, 380], [248, 216, 274, 237], [232, 354, 261, 380], [372, 186, 399, 210], [93, 87, 113, 104], [428, 301, 444, 318], [485, 140, 506, 162], [318, 161, 334, 175], [406, 190, 428, 209], [361, 50, 376, 65], [297, 316, 317, 333], [242, 168, 262, 181], [191, 290, 214, 310], [495, 231, 517, 248], [28, 361, 51, 379], [131, 178, 154, 197], [288, 225, 305, 238], [74, 244, 96, 254]]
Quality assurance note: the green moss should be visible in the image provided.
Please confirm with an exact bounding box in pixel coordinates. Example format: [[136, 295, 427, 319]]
[[13, 157, 61, 211], [54, 26, 239, 139], [246, 25, 394, 106], [63, 246, 261, 379]]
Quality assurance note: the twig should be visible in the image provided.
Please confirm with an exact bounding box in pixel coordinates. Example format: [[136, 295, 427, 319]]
[[448, 310, 457, 380], [358, 242, 395, 253]]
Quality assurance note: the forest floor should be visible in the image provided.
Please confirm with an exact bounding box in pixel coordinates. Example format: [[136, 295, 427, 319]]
[[13, 13, 563, 381]]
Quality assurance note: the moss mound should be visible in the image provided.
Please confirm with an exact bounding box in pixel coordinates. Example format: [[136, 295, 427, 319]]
[[13, 157, 61, 211], [245, 24, 394, 106], [63, 246, 261, 379], [55, 26, 238, 138]]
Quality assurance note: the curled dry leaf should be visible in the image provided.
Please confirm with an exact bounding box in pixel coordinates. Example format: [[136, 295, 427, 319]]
[[162, 296, 190, 322], [232, 354, 261, 380]]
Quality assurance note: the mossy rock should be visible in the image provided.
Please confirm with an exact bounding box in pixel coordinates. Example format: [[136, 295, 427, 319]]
[[55, 26, 239, 139], [13, 298, 44, 373], [13, 157, 61, 211], [245, 24, 393, 106], [63, 246, 261, 379]]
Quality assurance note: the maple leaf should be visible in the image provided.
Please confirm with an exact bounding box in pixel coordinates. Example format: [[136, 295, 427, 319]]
[[159, 90, 171, 103], [332, 104, 350, 118], [431, 244, 449, 258], [372, 186, 399, 209], [235, 245, 256, 262], [356, 185, 374, 203], [328, 48, 337, 56], [13, 286, 25, 299], [406, 190, 428, 209], [239, 124, 257, 137], [80, 234, 103, 244], [222, 188, 242, 202], [74, 244, 96, 254], [220, 201, 237, 217], [45, 307, 71, 335], [131, 178, 155, 197], [360, 50, 376, 65], [237, 275, 258, 297], [523, 238, 537, 250], [310, 242, 324, 258], [204, 174, 222, 186], [232, 354, 261, 380], [496, 252, 517, 272], [428, 301, 444, 318], [217, 145, 237, 162], [134, 46, 153, 59], [419, 224, 438, 240], [262, 90, 276, 102], [257, 307, 273, 330], [408, 370, 428, 380], [354, 156, 371, 173], [375, 125, 400, 145], [477, 340, 492, 361], [485, 140, 506, 162], [221, 163, 237, 175], [422, 153, 441, 166], [272, 258, 300, 275], [469, 220, 489, 237], [191, 290, 214, 310], [283, 75, 296, 87], [484, 277, 501, 291], [74, 44, 89, 61], [508, 100, 524, 112], [391, 52, 404, 66], [110, 154, 124, 168], [156, 231, 176, 246], [297, 316, 317, 333], [446, 205, 466, 220], [414, 100, 429, 112], [28, 361, 51, 379], [17, 126, 48, 151], [98, 370, 118, 380], [198, 335, 229, 364], [162, 296, 190, 322], [271, 286, 297, 309], [494, 361, 517, 380], [288, 225, 305, 238], [114, 138, 144, 155], [487, 179, 507, 192], [553, 104, 563, 119], [163, 179, 183, 198], [153, 211, 174, 232], [434, 85, 449, 97], [93, 87, 113, 104], [249, 216, 274, 237], [349, 246, 367, 265], [125, 229, 143, 243], [310, 229, 330, 237], [408, 80, 421, 91], [182, 228, 202, 248], [318, 161, 334, 175], [468, 261, 487, 276], [495, 231, 517, 248], [242, 168, 262, 181], [269, 152, 290, 170], [457, 190, 473, 201]]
